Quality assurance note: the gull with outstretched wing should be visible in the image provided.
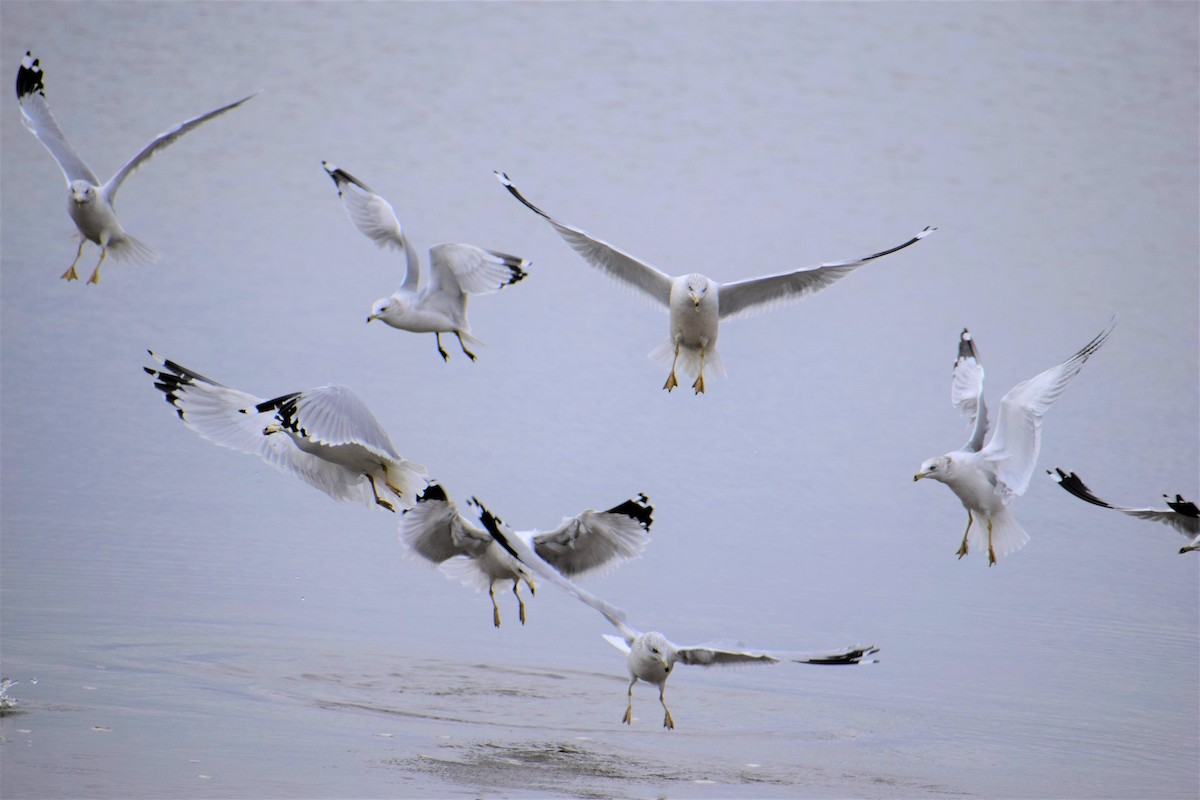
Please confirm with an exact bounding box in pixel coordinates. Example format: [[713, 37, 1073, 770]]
[[1048, 468, 1199, 554]]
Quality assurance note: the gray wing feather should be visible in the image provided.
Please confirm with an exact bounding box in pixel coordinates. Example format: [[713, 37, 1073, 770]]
[[1048, 469, 1200, 537], [532, 494, 652, 577], [429, 244, 529, 298], [495, 172, 673, 306], [400, 486, 494, 562], [290, 386, 401, 461], [951, 328, 989, 452], [718, 227, 935, 320], [16, 52, 99, 186], [102, 93, 255, 204]]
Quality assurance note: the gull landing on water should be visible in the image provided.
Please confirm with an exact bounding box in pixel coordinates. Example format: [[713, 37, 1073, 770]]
[[144, 352, 426, 511], [15, 52, 254, 284], [322, 162, 529, 361], [915, 325, 1113, 565], [1048, 468, 1200, 554], [483, 521, 878, 729], [495, 171, 934, 394], [400, 486, 653, 627]]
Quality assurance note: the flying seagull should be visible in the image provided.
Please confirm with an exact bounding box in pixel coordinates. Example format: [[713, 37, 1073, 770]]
[[915, 325, 1113, 565], [1048, 468, 1199, 554], [144, 351, 426, 511], [479, 511, 878, 729], [322, 162, 529, 361], [400, 485, 653, 627], [15, 51, 254, 284], [495, 171, 933, 393]]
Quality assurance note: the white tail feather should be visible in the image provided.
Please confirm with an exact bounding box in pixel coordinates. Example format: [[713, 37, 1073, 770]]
[[973, 506, 1030, 561], [647, 339, 726, 381]]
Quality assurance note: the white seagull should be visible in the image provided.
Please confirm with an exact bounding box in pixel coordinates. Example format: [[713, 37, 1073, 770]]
[[495, 171, 934, 394], [915, 325, 1113, 565], [1048, 468, 1200, 554], [144, 351, 426, 511], [400, 485, 653, 627], [480, 517, 878, 729], [322, 162, 529, 361], [15, 51, 254, 284]]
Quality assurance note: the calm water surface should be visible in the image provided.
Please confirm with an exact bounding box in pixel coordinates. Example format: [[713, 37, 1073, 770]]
[[1, 2, 1196, 798]]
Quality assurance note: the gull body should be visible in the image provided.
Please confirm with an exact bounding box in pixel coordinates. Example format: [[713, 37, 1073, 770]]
[[496, 171, 933, 393], [322, 162, 529, 361], [144, 352, 426, 511], [401, 486, 652, 627], [1048, 468, 1200, 554], [915, 325, 1113, 565], [15, 51, 253, 284], [484, 520, 878, 729]]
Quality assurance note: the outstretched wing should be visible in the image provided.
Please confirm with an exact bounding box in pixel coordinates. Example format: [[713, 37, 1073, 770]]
[[717, 227, 935, 320], [428, 244, 529, 299], [399, 484, 494, 562], [261, 385, 401, 462], [103, 93, 255, 204], [15, 51, 99, 186], [982, 323, 1113, 499], [322, 161, 419, 291], [144, 353, 379, 506], [1048, 469, 1200, 538], [677, 642, 879, 667], [532, 493, 652, 577], [951, 328, 989, 452], [495, 172, 673, 307]]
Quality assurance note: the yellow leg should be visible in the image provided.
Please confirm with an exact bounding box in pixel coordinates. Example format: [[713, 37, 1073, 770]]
[[512, 581, 527, 625], [455, 332, 477, 362], [489, 583, 502, 628], [61, 239, 85, 281], [367, 475, 396, 512], [434, 333, 449, 362], [86, 246, 107, 285], [622, 679, 635, 724], [987, 518, 997, 567], [692, 349, 706, 394], [663, 343, 680, 392], [659, 685, 675, 730], [956, 510, 974, 559]]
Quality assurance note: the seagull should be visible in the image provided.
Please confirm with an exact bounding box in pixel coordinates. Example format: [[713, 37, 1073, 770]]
[[15, 51, 254, 284], [915, 325, 1113, 565], [479, 515, 878, 729], [144, 351, 426, 511], [400, 485, 653, 627], [1048, 468, 1200, 554], [322, 162, 529, 361], [495, 171, 934, 394]]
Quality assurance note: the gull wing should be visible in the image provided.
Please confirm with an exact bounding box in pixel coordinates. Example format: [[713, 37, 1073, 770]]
[[532, 493, 653, 577], [428, 244, 529, 299], [495, 172, 673, 307], [102, 93, 255, 205], [675, 642, 878, 667], [322, 162, 419, 292], [476, 500, 639, 643], [951, 328, 989, 452], [144, 352, 371, 503], [717, 227, 935, 320], [259, 385, 402, 463], [400, 484, 494, 562], [15, 51, 99, 186], [981, 323, 1112, 499], [1048, 469, 1200, 537]]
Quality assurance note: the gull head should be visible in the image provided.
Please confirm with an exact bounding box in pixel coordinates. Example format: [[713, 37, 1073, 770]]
[[684, 274, 709, 307], [367, 296, 402, 323], [914, 455, 953, 483], [638, 632, 675, 677], [69, 180, 95, 205]]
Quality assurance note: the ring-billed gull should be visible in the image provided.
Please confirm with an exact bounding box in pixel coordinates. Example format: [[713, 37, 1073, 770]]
[[495, 171, 933, 394], [400, 485, 652, 627], [1048, 468, 1199, 554], [478, 516, 878, 729], [144, 351, 426, 511], [915, 325, 1113, 565], [322, 162, 529, 361], [15, 51, 254, 284]]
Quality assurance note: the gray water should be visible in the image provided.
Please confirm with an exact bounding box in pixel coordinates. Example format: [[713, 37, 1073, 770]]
[[1, 2, 1196, 798]]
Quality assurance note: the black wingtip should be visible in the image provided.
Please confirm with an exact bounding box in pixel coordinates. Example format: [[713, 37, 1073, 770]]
[[16, 50, 44, 101], [604, 494, 654, 530], [418, 483, 449, 504], [956, 328, 979, 365], [1165, 495, 1200, 518]]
